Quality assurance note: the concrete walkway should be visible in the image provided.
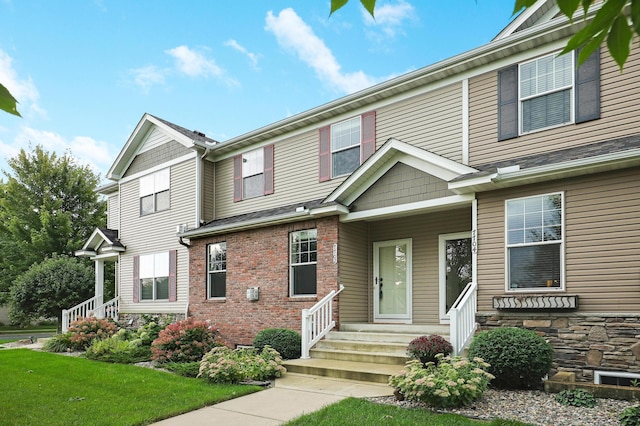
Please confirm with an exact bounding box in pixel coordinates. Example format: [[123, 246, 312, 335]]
[[151, 373, 395, 426]]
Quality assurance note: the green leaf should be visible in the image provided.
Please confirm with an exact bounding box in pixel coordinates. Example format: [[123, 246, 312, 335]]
[[330, 0, 349, 16], [631, 0, 640, 35], [360, 0, 376, 17], [607, 13, 632, 69], [577, 29, 606, 66], [0, 83, 21, 117], [513, 0, 538, 15], [557, 0, 582, 21]]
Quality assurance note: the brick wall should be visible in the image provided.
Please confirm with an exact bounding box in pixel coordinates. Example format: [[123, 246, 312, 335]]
[[476, 312, 640, 382], [189, 216, 340, 347]]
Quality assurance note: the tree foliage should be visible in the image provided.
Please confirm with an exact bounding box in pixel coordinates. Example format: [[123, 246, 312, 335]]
[[0, 146, 105, 302], [9, 255, 94, 325], [333, 0, 639, 69]]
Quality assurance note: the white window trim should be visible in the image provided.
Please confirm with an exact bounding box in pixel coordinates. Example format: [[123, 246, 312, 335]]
[[207, 242, 227, 300], [289, 229, 318, 297], [330, 116, 361, 178], [504, 191, 565, 293], [518, 51, 575, 136], [241, 148, 265, 200], [139, 252, 169, 301], [594, 370, 640, 385]]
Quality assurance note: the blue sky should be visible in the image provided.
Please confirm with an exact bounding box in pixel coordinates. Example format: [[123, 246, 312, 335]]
[[0, 1, 517, 178]]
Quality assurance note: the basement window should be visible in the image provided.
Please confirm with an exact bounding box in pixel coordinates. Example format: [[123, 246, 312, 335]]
[[594, 370, 640, 387]]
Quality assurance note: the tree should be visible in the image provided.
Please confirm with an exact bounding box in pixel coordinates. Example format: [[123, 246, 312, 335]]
[[9, 255, 94, 327], [0, 145, 106, 302], [331, 0, 640, 69]]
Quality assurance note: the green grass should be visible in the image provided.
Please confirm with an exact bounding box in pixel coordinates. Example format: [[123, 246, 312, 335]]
[[0, 338, 18, 346], [0, 324, 56, 333], [283, 398, 533, 426], [0, 349, 262, 426]]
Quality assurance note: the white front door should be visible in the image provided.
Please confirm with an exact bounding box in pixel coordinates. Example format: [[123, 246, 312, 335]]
[[439, 232, 472, 322], [373, 239, 412, 323]]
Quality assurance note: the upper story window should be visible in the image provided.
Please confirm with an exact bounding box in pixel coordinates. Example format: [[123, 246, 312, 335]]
[[520, 53, 573, 133], [319, 111, 376, 182], [290, 229, 317, 296], [506, 192, 564, 292], [233, 145, 274, 202], [497, 48, 600, 141], [139, 168, 170, 215], [207, 242, 227, 299]]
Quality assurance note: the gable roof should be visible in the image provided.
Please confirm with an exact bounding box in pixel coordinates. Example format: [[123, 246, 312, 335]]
[[75, 227, 125, 257], [325, 138, 477, 206], [107, 113, 219, 180], [493, 0, 558, 41]]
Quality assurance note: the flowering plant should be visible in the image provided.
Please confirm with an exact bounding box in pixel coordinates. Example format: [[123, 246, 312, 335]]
[[389, 355, 494, 408], [68, 317, 118, 349], [198, 345, 286, 383], [406, 335, 453, 365], [151, 318, 219, 363]]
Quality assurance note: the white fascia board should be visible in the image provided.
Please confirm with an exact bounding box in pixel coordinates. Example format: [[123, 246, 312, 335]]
[[75, 250, 97, 257], [309, 204, 349, 217], [340, 194, 475, 223], [90, 253, 120, 261], [493, 0, 552, 41], [180, 210, 312, 238], [449, 174, 497, 194], [101, 246, 125, 253], [81, 228, 112, 251]]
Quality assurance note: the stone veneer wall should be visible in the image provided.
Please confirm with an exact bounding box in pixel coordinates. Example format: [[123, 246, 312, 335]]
[[476, 312, 640, 382], [188, 217, 340, 348]]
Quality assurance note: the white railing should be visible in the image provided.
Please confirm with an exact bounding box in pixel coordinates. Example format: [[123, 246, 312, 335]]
[[449, 281, 478, 356], [61, 296, 120, 332], [301, 285, 345, 359]]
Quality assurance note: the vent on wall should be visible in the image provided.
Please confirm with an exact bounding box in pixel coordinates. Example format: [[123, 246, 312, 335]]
[[594, 370, 640, 386]]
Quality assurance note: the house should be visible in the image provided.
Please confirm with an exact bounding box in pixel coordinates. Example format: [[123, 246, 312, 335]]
[[72, 0, 640, 384]]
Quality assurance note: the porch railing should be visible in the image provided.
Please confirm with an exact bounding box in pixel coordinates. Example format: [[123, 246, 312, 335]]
[[301, 284, 344, 359], [449, 281, 478, 356], [61, 296, 120, 332]]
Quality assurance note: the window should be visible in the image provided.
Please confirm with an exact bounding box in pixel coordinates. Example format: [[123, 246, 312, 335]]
[[139, 169, 170, 215], [233, 145, 274, 202], [139, 252, 169, 300], [497, 49, 600, 141], [318, 111, 376, 182], [520, 53, 573, 133], [506, 193, 563, 291], [290, 229, 317, 296], [207, 242, 226, 298]]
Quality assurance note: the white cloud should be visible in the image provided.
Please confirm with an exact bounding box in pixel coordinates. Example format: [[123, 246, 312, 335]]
[[129, 65, 167, 93], [166, 45, 222, 78], [10, 127, 114, 175], [265, 8, 378, 94], [225, 39, 260, 69], [363, 0, 415, 38], [0, 49, 44, 118]]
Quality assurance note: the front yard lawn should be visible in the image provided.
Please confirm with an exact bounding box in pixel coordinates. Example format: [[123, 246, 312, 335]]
[[0, 349, 262, 426]]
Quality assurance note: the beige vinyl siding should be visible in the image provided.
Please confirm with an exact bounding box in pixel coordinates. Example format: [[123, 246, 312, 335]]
[[107, 193, 119, 230], [476, 167, 640, 313], [215, 129, 348, 219], [203, 160, 215, 222], [139, 127, 172, 154], [376, 83, 463, 162], [352, 163, 453, 212], [118, 158, 196, 314], [338, 222, 369, 323], [369, 208, 471, 324], [468, 44, 640, 166]]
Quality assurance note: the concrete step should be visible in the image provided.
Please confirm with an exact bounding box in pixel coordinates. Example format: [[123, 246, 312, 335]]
[[315, 338, 408, 354], [309, 347, 408, 365], [283, 358, 404, 384]]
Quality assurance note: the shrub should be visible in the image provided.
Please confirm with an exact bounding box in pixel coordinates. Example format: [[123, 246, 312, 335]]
[[85, 332, 150, 363], [42, 332, 74, 352], [389, 355, 494, 408], [554, 389, 597, 407], [620, 405, 640, 426], [68, 317, 118, 350], [164, 362, 202, 378], [151, 318, 219, 363], [253, 328, 301, 360], [407, 335, 453, 365], [467, 327, 553, 389], [198, 345, 287, 383]]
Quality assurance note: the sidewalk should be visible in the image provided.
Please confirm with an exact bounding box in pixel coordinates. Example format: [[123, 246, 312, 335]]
[[151, 373, 395, 426]]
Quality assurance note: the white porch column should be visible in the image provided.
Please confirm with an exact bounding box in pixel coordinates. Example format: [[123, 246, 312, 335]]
[[95, 259, 104, 307], [472, 198, 478, 285]]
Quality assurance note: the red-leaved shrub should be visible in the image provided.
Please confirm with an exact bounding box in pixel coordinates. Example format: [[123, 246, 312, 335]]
[[151, 318, 219, 363]]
